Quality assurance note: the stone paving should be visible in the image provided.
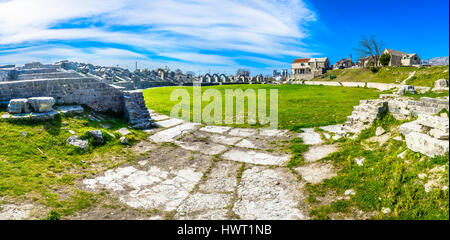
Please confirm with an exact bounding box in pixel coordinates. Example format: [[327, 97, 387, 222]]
[[82, 110, 342, 220]]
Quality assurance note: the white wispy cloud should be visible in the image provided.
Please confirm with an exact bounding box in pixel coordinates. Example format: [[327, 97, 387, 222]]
[[0, 0, 317, 73]]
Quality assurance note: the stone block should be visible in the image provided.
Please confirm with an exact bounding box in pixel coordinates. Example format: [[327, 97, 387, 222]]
[[56, 105, 84, 114], [434, 79, 449, 88], [28, 97, 55, 112], [396, 85, 416, 96], [67, 135, 88, 150], [429, 129, 449, 140], [399, 121, 425, 136], [7, 98, 30, 113], [416, 114, 449, 133], [405, 132, 449, 157], [87, 130, 104, 144]]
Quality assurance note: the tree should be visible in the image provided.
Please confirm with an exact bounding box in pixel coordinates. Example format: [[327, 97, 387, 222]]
[[236, 69, 250, 76], [379, 53, 391, 66], [185, 71, 196, 77], [175, 69, 183, 75], [355, 36, 384, 67]]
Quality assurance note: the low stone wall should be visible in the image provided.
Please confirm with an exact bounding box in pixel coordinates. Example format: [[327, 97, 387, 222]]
[[343, 95, 449, 134], [0, 71, 9, 82], [17, 71, 81, 80], [387, 96, 449, 119], [0, 77, 124, 113]]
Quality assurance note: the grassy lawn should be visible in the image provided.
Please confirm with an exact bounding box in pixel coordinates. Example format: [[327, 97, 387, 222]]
[[317, 66, 449, 87], [143, 84, 381, 131], [0, 109, 146, 218]]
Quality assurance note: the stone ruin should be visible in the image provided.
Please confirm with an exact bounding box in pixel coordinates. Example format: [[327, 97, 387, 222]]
[[400, 114, 448, 157], [0, 62, 152, 128], [342, 94, 449, 157], [6, 97, 59, 120]]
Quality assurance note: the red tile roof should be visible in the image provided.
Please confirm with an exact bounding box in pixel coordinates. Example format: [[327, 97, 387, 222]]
[[292, 58, 310, 63]]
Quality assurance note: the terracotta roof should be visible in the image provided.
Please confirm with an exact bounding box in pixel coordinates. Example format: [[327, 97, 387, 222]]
[[292, 58, 310, 63]]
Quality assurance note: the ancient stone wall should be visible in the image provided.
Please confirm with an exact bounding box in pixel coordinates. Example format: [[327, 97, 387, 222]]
[[387, 96, 449, 120], [123, 90, 153, 129], [17, 71, 81, 80], [0, 71, 9, 82], [0, 77, 124, 113], [343, 96, 449, 134]]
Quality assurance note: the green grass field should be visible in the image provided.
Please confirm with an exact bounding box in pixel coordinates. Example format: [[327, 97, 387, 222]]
[[143, 84, 381, 130], [317, 66, 449, 87], [0, 110, 146, 218]]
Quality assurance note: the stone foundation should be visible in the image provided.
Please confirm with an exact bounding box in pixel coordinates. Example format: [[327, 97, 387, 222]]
[[0, 77, 124, 113], [0, 76, 153, 128]]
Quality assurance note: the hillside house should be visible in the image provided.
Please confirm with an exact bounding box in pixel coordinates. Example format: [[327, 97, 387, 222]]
[[383, 49, 421, 67], [333, 58, 355, 69], [357, 55, 378, 68], [290, 57, 330, 80]]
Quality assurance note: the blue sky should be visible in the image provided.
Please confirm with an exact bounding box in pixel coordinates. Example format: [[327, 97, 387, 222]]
[[0, 0, 448, 75]]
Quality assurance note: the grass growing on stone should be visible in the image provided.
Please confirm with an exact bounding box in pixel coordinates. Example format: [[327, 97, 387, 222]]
[[307, 114, 449, 220], [0, 108, 146, 218], [143, 84, 380, 131], [318, 66, 449, 87], [287, 137, 309, 168]]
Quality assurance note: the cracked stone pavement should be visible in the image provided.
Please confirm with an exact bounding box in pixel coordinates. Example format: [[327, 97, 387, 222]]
[[81, 110, 342, 220]]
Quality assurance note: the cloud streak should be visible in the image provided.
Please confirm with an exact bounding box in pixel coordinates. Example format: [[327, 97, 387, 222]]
[[0, 0, 317, 74]]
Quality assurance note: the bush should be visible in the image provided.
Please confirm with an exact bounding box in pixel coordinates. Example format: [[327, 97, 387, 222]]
[[379, 53, 391, 66], [46, 210, 61, 220], [329, 74, 337, 80], [370, 66, 380, 73]]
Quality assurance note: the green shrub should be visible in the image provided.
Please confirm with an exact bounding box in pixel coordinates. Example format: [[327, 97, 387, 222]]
[[46, 210, 61, 220], [370, 66, 380, 73], [379, 53, 391, 66]]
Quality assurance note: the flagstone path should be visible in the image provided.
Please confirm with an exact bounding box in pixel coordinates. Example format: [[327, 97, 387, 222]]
[[82, 109, 344, 220]]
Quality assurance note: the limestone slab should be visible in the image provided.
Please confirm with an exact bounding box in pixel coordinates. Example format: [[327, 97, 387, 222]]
[[235, 139, 257, 149], [221, 149, 289, 166], [175, 141, 228, 155], [0, 204, 34, 220], [233, 166, 306, 220], [295, 162, 337, 184], [198, 161, 239, 193], [405, 132, 449, 157], [151, 114, 170, 121], [228, 128, 258, 137], [209, 134, 242, 146], [176, 192, 232, 215], [156, 118, 185, 128], [28, 97, 55, 113], [56, 105, 84, 114], [417, 114, 449, 133], [149, 122, 199, 143], [399, 121, 424, 136], [259, 128, 289, 137], [297, 128, 323, 145], [84, 166, 203, 211], [303, 144, 338, 162], [199, 125, 231, 134], [117, 128, 132, 136]]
